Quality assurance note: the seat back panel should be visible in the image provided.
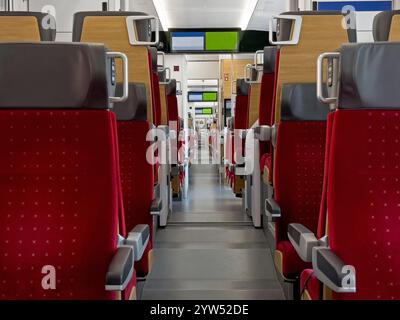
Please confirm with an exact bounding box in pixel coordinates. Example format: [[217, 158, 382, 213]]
[[248, 83, 261, 127], [328, 109, 400, 300], [274, 120, 327, 240], [159, 85, 168, 125], [0, 17, 41, 41], [275, 15, 348, 123], [80, 16, 154, 123], [389, 14, 400, 41], [0, 110, 119, 300]]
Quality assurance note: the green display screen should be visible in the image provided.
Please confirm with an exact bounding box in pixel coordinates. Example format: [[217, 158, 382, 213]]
[[205, 32, 238, 51], [202, 108, 213, 115], [202, 92, 218, 102]]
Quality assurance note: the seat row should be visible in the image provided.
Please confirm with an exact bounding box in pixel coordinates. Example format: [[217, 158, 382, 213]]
[[225, 10, 400, 300], [0, 11, 183, 300]]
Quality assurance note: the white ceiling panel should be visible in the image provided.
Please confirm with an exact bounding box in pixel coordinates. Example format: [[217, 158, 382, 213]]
[[248, 0, 288, 30], [131, 0, 288, 31]]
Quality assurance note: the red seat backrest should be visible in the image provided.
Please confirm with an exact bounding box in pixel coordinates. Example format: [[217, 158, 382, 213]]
[[274, 84, 329, 243], [0, 43, 124, 300], [113, 83, 155, 277], [326, 42, 400, 300], [258, 47, 278, 158], [233, 79, 250, 164]]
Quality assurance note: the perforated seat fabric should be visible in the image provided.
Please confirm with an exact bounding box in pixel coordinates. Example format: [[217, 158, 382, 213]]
[[274, 121, 327, 279], [0, 42, 135, 300], [117, 121, 154, 276], [295, 112, 336, 298], [300, 269, 321, 300], [0, 110, 131, 300], [274, 121, 326, 240], [319, 42, 400, 300], [328, 109, 400, 300]]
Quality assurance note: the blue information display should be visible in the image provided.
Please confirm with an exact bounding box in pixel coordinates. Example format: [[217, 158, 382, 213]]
[[317, 1, 392, 11]]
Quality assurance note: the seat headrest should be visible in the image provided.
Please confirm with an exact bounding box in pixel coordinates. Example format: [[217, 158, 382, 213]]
[[278, 11, 357, 43], [113, 83, 148, 121], [159, 69, 167, 82], [263, 46, 277, 74], [249, 67, 259, 82], [149, 47, 158, 73], [339, 42, 400, 109], [373, 10, 400, 41], [0, 12, 56, 41], [73, 11, 151, 42], [166, 79, 177, 96], [0, 42, 112, 109], [281, 83, 329, 121], [236, 79, 250, 96]]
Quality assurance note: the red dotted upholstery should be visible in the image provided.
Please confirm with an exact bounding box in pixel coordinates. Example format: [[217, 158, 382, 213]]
[[0, 110, 133, 300], [274, 121, 327, 279], [117, 121, 154, 276], [328, 110, 400, 300]]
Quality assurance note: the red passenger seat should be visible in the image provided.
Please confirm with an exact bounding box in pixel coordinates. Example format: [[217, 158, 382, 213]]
[[310, 42, 400, 300], [229, 80, 250, 195], [274, 84, 329, 279], [166, 80, 184, 197], [113, 84, 155, 277], [259, 47, 278, 182], [264, 13, 353, 294], [73, 11, 162, 271], [0, 43, 136, 300]]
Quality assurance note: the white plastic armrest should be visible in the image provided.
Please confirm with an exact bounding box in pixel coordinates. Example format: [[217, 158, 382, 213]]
[[125, 224, 150, 262]]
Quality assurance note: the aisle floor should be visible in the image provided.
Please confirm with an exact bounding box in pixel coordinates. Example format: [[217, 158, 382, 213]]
[[141, 164, 284, 300]]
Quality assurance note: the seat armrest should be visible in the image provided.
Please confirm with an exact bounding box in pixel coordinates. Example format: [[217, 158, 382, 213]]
[[265, 198, 281, 221], [239, 129, 248, 140], [312, 247, 356, 293], [150, 197, 162, 215], [125, 224, 150, 262], [105, 246, 134, 291], [288, 223, 319, 262], [254, 126, 271, 141]]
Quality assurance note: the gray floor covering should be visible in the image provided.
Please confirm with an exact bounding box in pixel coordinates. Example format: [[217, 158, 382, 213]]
[[141, 164, 284, 300]]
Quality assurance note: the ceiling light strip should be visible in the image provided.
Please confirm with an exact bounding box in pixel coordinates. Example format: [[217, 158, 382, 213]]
[[240, 0, 259, 30], [153, 0, 170, 30]]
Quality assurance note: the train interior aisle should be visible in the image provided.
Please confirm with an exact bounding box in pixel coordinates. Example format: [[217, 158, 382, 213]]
[[142, 161, 284, 300], [1, 0, 400, 306]]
